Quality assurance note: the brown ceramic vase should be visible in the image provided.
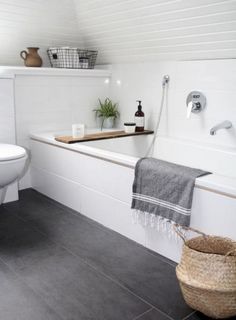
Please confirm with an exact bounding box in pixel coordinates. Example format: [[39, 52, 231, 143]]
[[20, 47, 42, 67]]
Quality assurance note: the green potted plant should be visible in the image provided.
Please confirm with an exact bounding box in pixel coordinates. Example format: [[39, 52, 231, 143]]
[[93, 98, 119, 130]]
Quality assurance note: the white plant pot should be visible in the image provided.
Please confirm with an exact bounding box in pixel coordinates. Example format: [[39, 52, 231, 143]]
[[102, 117, 115, 129]]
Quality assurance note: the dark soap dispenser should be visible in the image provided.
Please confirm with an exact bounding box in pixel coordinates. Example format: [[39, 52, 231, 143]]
[[135, 100, 145, 132]]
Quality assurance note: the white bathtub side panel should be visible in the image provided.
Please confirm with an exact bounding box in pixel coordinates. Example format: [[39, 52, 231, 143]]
[[31, 140, 236, 262], [146, 188, 236, 262], [31, 167, 82, 213], [30, 140, 133, 203], [31, 166, 146, 246], [145, 228, 183, 262], [191, 188, 236, 240]]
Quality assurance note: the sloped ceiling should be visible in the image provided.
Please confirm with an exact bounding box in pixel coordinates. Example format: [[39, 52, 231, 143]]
[[74, 0, 236, 63], [0, 0, 235, 66], [0, 0, 84, 66]]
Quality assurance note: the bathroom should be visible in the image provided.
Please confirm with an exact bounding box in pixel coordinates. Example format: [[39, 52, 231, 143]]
[[0, 1, 236, 319]]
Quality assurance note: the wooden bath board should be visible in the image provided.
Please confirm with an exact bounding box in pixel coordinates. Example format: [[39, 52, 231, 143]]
[[55, 130, 154, 144]]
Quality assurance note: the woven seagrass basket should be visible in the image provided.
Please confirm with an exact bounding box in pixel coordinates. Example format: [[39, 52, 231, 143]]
[[175, 225, 236, 319]]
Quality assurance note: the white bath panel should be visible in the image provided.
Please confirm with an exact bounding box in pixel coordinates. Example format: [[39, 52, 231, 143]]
[[145, 227, 183, 263], [30, 137, 236, 263], [31, 165, 183, 261], [31, 166, 82, 214], [79, 185, 146, 246], [146, 188, 236, 262], [31, 166, 146, 247], [191, 188, 236, 240], [30, 140, 133, 204]]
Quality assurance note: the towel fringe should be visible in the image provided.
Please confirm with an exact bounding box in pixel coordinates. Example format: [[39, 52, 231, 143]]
[[132, 210, 182, 241]]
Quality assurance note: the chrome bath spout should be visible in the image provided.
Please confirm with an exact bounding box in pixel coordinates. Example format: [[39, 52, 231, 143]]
[[210, 120, 232, 135]]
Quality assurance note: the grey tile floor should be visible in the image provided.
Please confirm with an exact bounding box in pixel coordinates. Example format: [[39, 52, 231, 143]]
[[0, 189, 217, 320]]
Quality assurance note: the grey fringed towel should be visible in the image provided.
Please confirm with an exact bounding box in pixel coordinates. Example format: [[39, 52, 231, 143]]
[[131, 158, 210, 227]]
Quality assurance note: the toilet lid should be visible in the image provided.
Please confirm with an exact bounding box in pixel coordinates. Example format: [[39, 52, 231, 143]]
[[0, 144, 26, 161]]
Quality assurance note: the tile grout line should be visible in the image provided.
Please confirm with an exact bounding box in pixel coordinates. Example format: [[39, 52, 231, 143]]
[[0, 256, 65, 320], [58, 247, 173, 320], [151, 308, 175, 320], [7, 205, 176, 320], [132, 307, 153, 320], [182, 310, 196, 320]]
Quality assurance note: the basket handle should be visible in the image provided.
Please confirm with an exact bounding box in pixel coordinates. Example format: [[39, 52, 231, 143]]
[[174, 224, 207, 243]]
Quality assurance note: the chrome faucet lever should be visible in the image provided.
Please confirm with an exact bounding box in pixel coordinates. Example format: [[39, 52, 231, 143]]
[[186, 91, 206, 119], [210, 120, 232, 135]]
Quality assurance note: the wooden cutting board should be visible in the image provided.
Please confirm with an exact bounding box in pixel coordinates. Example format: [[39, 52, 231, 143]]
[[55, 130, 154, 144]]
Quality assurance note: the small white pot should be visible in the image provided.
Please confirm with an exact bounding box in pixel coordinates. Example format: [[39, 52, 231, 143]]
[[124, 123, 136, 133], [102, 117, 115, 129]]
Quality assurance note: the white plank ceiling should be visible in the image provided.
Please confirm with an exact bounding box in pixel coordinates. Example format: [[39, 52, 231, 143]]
[[74, 0, 236, 63], [0, 0, 84, 66], [0, 0, 235, 65]]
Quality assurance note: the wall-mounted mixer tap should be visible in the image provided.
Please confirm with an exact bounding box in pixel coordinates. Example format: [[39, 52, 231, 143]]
[[186, 91, 206, 119], [210, 120, 232, 135]]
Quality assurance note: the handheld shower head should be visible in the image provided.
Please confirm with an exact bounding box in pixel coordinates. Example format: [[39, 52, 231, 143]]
[[162, 75, 170, 87], [145, 74, 170, 156]]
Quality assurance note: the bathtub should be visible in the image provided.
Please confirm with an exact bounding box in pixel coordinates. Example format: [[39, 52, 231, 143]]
[[30, 131, 236, 262]]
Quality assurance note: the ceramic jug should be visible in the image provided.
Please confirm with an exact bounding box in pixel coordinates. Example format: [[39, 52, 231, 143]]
[[20, 47, 42, 67]]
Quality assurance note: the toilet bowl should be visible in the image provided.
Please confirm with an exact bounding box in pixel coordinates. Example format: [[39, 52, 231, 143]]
[[0, 143, 27, 204]]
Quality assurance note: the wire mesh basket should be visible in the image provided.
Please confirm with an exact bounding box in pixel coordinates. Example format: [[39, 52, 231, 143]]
[[47, 47, 98, 69]]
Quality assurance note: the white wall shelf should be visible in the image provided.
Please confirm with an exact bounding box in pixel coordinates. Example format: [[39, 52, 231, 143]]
[[0, 66, 112, 78]]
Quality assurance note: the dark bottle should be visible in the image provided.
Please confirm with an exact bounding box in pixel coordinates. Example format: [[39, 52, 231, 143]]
[[135, 100, 145, 132]]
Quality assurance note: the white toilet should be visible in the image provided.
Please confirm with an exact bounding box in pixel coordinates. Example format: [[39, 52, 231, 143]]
[[0, 143, 28, 204]]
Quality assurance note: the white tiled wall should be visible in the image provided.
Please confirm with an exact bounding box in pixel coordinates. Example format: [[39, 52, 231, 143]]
[[14, 74, 110, 188], [110, 59, 236, 150], [0, 77, 18, 201]]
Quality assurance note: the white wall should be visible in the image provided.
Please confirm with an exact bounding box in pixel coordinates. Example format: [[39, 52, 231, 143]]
[[0, 0, 84, 66], [15, 74, 110, 189], [75, 0, 236, 63], [0, 77, 18, 201], [110, 59, 236, 153]]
